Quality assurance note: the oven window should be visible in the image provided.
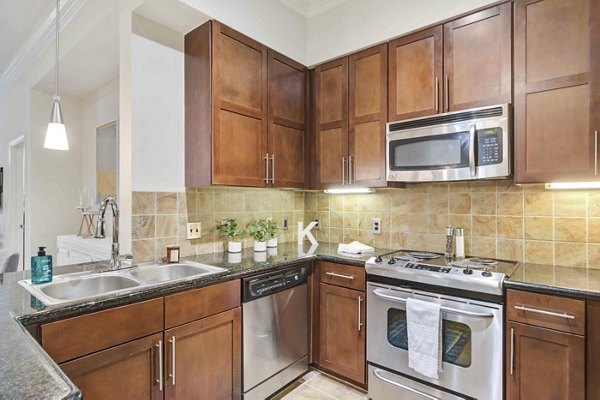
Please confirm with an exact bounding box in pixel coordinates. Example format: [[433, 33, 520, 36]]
[[387, 308, 472, 368]]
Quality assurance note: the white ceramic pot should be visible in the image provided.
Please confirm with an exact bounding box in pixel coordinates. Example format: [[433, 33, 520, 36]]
[[254, 251, 267, 263], [228, 241, 242, 253], [267, 237, 278, 248], [254, 240, 267, 252], [227, 252, 242, 264]]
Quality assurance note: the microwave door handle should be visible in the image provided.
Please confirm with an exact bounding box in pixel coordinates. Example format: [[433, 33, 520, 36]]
[[371, 288, 494, 318], [469, 124, 477, 178]]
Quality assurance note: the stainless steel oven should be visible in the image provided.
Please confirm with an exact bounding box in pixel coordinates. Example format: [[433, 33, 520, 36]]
[[367, 282, 503, 400], [386, 103, 511, 182]]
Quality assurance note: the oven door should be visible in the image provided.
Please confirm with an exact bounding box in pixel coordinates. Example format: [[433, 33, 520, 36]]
[[367, 282, 503, 400]]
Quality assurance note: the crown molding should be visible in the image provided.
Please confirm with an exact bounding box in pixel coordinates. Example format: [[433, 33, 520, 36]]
[[0, 0, 88, 90]]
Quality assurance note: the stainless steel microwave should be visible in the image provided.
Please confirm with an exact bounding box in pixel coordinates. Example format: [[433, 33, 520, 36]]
[[386, 104, 512, 182]]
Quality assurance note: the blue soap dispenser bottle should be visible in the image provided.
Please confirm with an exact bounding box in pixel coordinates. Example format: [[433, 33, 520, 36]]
[[31, 246, 52, 284]]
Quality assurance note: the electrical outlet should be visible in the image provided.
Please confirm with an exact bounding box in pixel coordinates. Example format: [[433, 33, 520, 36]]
[[186, 222, 202, 240], [314, 217, 320, 230], [372, 218, 381, 234], [283, 216, 289, 230]]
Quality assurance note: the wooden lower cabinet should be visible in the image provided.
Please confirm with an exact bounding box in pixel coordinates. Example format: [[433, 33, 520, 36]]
[[506, 321, 585, 400], [60, 332, 163, 400], [588, 300, 600, 400], [318, 282, 366, 384], [164, 308, 241, 400]]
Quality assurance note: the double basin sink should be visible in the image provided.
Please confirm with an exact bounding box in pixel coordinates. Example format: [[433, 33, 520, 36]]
[[19, 262, 227, 306]]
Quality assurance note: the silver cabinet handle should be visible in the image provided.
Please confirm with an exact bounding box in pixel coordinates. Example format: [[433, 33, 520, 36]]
[[348, 155, 354, 185], [263, 153, 269, 184], [435, 76, 439, 112], [514, 305, 575, 320], [510, 327, 515, 375], [342, 157, 346, 185], [595, 131, 598, 176], [357, 295, 363, 332], [373, 368, 440, 400], [325, 271, 354, 280], [156, 340, 163, 391], [270, 154, 275, 184], [445, 75, 449, 111], [469, 124, 477, 178], [168, 336, 176, 386], [372, 288, 494, 318]]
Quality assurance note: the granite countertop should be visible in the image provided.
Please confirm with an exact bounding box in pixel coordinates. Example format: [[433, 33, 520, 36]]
[[505, 262, 600, 301], [0, 242, 388, 400]]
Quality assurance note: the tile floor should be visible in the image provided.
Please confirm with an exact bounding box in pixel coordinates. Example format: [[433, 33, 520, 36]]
[[274, 370, 368, 400]]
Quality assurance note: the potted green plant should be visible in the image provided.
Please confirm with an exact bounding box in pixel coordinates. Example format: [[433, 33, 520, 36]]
[[265, 217, 279, 248], [246, 219, 269, 252], [217, 218, 244, 253]]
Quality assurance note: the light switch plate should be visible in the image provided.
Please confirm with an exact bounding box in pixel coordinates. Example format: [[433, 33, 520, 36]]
[[187, 222, 202, 239]]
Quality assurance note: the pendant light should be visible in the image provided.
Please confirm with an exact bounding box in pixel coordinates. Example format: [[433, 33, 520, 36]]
[[44, 0, 69, 150]]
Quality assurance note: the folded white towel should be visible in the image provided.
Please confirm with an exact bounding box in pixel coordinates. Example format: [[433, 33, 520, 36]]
[[337, 241, 375, 255], [406, 297, 442, 379]]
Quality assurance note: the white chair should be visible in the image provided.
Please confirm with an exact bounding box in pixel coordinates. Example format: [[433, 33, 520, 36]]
[[0, 249, 19, 273]]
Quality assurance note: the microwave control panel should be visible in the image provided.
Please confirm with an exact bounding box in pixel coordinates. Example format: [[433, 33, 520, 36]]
[[477, 127, 503, 166]]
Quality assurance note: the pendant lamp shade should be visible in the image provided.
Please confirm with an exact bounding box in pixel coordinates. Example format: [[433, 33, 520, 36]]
[[44, 0, 69, 151]]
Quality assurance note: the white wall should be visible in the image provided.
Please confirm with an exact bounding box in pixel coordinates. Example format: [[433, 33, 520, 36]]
[[29, 90, 83, 260], [307, 0, 499, 65], [131, 28, 185, 192]]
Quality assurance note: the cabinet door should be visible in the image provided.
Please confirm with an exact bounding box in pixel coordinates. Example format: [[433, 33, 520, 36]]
[[314, 57, 349, 188], [348, 44, 388, 187], [60, 333, 163, 400], [388, 26, 443, 121], [319, 283, 365, 384], [588, 300, 600, 400], [514, 0, 600, 182], [506, 321, 585, 400], [212, 22, 268, 187], [165, 308, 241, 400], [268, 50, 307, 188], [443, 3, 512, 112]]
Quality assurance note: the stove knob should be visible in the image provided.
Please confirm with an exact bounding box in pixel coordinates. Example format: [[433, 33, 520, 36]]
[[482, 270, 493, 277], [375, 255, 383, 263], [463, 268, 473, 275], [387, 257, 396, 265]]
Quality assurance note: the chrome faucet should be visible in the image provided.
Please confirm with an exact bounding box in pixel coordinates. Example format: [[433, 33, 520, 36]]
[[95, 196, 132, 269]]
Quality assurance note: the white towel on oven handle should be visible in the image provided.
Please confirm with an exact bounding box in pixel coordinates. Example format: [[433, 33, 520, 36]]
[[406, 297, 442, 379]]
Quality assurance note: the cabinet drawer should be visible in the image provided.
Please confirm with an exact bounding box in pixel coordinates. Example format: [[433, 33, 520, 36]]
[[507, 289, 585, 335], [165, 279, 240, 329], [41, 298, 164, 363], [320, 262, 365, 290]]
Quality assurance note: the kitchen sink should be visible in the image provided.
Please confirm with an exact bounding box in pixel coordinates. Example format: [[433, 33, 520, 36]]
[[19, 273, 141, 305], [127, 262, 226, 283]]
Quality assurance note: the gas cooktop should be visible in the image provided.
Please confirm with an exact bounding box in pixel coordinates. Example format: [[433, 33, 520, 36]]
[[365, 250, 519, 297]]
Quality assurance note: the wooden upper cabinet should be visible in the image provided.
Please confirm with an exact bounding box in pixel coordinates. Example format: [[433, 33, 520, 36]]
[[389, 26, 443, 121], [268, 50, 308, 188], [212, 22, 268, 187], [314, 57, 349, 188], [514, 0, 600, 183], [186, 21, 307, 188], [349, 44, 388, 187], [444, 3, 512, 112]]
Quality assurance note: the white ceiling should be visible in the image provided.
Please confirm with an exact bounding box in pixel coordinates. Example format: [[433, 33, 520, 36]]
[[134, 0, 209, 35], [0, 0, 56, 77], [34, 10, 119, 99], [278, 0, 351, 17]]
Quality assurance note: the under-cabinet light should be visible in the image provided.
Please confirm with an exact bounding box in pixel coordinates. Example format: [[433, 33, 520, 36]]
[[324, 188, 375, 194], [545, 182, 600, 190]]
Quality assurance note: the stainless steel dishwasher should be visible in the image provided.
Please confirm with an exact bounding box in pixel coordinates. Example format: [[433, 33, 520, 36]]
[[242, 264, 309, 400]]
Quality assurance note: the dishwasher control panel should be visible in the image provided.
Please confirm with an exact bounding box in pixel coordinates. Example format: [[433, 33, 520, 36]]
[[243, 265, 308, 302]]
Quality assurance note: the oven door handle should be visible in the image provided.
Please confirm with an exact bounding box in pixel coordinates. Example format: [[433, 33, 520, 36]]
[[372, 288, 494, 318], [373, 368, 440, 400]]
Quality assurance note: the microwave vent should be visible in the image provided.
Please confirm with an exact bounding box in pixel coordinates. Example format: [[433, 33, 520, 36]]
[[389, 106, 504, 132]]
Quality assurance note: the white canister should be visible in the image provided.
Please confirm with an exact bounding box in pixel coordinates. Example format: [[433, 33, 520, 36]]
[[228, 241, 242, 253], [254, 240, 267, 252], [455, 227, 465, 260], [267, 237, 278, 248]]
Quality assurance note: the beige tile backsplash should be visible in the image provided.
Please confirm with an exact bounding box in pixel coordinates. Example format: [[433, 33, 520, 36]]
[[131, 187, 304, 263], [132, 181, 600, 269]]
